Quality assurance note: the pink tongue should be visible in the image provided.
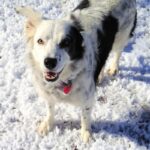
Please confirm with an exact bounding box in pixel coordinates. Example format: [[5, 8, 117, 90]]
[[63, 84, 72, 94]]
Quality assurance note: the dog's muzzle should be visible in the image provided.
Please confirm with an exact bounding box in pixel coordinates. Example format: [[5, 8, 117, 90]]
[[44, 57, 63, 82]]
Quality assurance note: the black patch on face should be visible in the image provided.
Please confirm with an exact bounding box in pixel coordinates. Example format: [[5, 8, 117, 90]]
[[59, 26, 84, 60], [74, 0, 90, 11], [94, 15, 119, 83], [130, 12, 137, 37]]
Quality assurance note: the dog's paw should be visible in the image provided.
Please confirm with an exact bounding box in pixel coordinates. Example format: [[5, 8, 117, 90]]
[[36, 119, 53, 136], [81, 129, 91, 143], [107, 67, 118, 76]]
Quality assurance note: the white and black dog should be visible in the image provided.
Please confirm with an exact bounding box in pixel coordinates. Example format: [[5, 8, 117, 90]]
[[16, 0, 136, 142]]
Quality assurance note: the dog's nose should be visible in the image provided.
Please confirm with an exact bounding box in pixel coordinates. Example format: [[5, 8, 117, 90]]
[[44, 57, 57, 70]]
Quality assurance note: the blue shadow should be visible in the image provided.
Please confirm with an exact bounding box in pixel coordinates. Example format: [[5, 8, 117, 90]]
[[119, 56, 150, 84], [124, 41, 135, 53], [92, 109, 150, 148], [56, 109, 150, 148]]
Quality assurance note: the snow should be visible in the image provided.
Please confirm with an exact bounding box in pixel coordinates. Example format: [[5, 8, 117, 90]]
[[0, 0, 150, 149]]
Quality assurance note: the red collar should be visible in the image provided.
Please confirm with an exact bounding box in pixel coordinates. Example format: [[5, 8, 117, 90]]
[[57, 80, 72, 94]]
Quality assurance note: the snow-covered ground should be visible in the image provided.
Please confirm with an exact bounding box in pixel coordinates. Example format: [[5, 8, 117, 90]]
[[0, 0, 150, 149]]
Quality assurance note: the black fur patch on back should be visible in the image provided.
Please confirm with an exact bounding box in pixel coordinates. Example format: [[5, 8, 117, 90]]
[[130, 12, 137, 37], [59, 26, 84, 60], [74, 0, 90, 11], [94, 15, 119, 83]]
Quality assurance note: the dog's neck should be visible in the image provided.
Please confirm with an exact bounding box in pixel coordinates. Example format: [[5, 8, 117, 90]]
[[55, 80, 72, 95], [55, 66, 86, 95]]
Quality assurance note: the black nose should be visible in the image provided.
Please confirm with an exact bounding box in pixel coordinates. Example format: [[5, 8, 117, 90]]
[[44, 57, 57, 70]]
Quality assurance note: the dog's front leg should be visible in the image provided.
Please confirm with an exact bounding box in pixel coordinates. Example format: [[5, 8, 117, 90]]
[[81, 106, 92, 143], [37, 102, 54, 136]]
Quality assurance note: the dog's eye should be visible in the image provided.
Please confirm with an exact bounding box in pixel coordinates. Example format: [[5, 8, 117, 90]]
[[59, 37, 72, 48], [37, 39, 44, 45]]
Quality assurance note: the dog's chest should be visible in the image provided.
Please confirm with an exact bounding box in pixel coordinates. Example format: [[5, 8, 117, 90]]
[[39, 75, 93, 105]]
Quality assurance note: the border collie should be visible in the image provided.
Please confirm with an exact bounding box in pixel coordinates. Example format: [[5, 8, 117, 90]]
[[16, 0, 136, 142]]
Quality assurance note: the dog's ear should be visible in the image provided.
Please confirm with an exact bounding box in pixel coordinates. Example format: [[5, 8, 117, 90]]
[[70, 11, 84, 32], [15, 6, 42, 41]]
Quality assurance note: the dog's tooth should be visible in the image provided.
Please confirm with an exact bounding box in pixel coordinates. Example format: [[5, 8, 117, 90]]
[[50, 76, 55, 79]]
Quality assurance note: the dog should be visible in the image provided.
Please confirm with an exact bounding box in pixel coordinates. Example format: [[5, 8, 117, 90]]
[[16, 0, 137, 142]]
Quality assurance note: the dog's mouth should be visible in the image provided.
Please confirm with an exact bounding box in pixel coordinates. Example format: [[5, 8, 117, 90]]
[[44, 69, 73, 94], [44, 71, 60, 82]]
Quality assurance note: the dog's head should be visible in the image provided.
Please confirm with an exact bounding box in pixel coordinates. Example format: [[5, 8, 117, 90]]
[[16, 7, 84, 83]]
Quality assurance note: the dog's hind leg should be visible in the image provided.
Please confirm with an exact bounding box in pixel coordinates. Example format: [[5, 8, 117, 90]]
[[98, 66, 105, 83], [80, 105, 92, 143], [107, 29, 131, 76], [37, 102, 55, 136]]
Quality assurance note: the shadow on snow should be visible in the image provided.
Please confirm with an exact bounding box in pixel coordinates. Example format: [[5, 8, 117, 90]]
[[119, 56, 150, 84], [55, 109, 150, 148]]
